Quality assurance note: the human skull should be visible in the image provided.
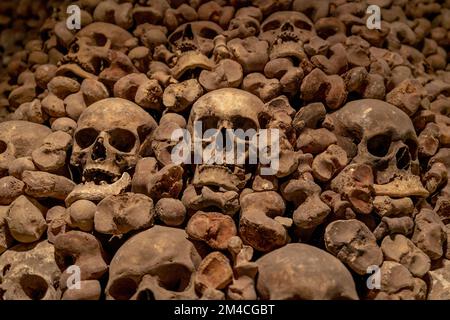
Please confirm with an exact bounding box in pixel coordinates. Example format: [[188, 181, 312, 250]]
[[224, 16, 260, 40], [69, 98, 157, 204], [0, 241, 61, 300], [168, 21, 223, 56], [106, 226, 202, 300], [0, 120, 51, 176], [186, 88, 266, 192], [325, 99, 427, 197], [62, 36, 111, 75], [259, 11, 315, 60]]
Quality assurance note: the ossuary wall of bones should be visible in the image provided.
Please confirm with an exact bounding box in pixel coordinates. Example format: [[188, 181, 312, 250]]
[[0, 0, 449, 300]]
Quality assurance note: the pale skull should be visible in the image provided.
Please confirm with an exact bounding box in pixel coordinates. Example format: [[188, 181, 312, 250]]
[[61, 22, 133, 74], [106, 226, 201, 300], [0, 241, 61, 300], [0, 120, 51, 176], [259, 11, 315, 45]]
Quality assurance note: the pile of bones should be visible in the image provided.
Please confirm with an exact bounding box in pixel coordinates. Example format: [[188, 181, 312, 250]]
[[0, 0, 449, 300]]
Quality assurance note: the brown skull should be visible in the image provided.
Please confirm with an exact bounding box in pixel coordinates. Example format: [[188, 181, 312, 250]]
[[186, 88, 266, 193], [106, 226, 202, 300], [68, 98, 156, 204], [0, 241, 61, 300]]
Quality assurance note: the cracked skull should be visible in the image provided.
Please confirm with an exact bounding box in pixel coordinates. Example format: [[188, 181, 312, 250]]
[[68, 98, 157, 204], [106, 226, 201, 300]]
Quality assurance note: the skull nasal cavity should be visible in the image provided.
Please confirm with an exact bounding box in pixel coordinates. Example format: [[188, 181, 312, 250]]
[[281, 22, 294, 32], [92, 138, 107, 161], [183, 24, 194, 40], [396, 146, 411, 169], [367, 134, 391, 157]]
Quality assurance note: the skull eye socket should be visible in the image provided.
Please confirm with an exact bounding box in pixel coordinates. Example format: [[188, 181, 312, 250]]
[[262, 20, 281, 32], [20, 274, 48, 300], [154, 264, 191, 292], [367, 134, 392, 157], [0, 140, 6, 154], [75, 128, 99, 149], [108, 277, 138, 300], [199, 27, 218, 39], [108, 128, 136, 153]]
